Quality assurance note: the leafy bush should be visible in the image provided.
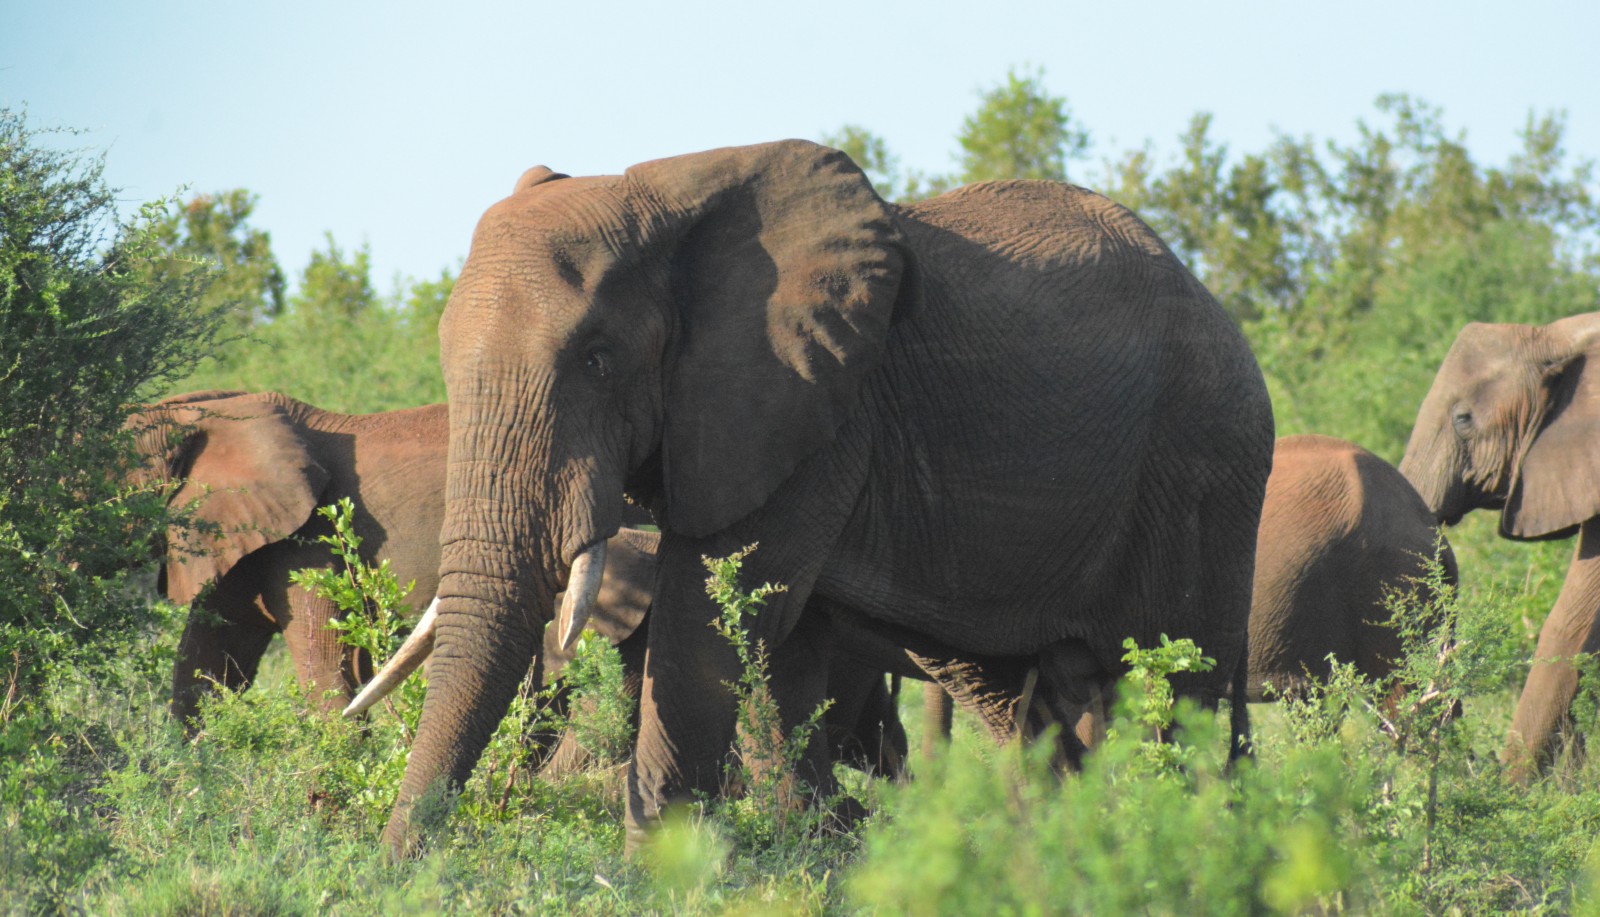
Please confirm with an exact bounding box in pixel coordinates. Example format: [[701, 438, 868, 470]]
[[0, 108, 225, 690]]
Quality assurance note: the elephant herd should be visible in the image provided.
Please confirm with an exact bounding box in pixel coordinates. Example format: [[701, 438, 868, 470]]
[[125, 139, 1600, 857]]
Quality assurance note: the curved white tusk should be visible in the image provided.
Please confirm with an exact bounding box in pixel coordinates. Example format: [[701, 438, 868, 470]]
[[343, 597, 439, 717], [556, 540, 608, 652]]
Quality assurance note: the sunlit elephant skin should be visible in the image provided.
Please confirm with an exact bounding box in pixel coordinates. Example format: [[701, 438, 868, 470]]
[[1248, 435, 1458, 701], [128, 390, 656, 726], [1400, 312, 1600, 778], [392, 140, 1275, 855]]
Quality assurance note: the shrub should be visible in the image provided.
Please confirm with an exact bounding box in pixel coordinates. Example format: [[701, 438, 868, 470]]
[[0, 108, 226, 690]]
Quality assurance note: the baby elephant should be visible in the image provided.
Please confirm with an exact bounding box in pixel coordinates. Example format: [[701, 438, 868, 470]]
[[1246, 434, 1459, 701]]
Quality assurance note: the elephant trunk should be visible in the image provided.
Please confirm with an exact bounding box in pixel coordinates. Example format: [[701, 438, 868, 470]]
[[380, 398, 575, 856], [1399, 399, 1468, 525], [381, 532, 551, 856]]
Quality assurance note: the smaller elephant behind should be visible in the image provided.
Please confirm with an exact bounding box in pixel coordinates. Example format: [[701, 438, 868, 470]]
[[129, 390, 656, 725], [1247, 434, 1458, 701]]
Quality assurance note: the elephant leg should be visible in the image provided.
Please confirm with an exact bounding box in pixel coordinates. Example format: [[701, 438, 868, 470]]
[[921, 681, 954, 762], [1504, 521, 1600, 779], [1026, 638, 1114, 770], [279, 586, 357, 714], [171, 601, 275, 728], [740, 611, 839, 806], [823, 662, 907, 779]]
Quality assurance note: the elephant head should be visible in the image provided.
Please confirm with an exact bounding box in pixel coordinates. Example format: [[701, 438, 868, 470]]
[[128, 391, 330, 602], [1400, 312, 1600, 539], [387, 140, 914, 853]]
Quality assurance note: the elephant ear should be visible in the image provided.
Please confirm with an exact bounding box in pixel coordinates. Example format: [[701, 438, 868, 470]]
[[165, 399, 330, 598], [627, 140, 918, 537], [1502, 352, 1600, 540]]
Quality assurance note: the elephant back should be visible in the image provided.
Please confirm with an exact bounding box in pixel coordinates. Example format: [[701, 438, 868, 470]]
[[1249, 434, 1453, 699]]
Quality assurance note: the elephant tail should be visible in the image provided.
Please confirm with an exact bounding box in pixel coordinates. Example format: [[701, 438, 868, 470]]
[[1228, 647, 1252, 765]]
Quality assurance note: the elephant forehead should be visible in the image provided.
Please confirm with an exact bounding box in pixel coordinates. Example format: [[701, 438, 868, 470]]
[[1447, 322, 1537, 371], [475, 175, 636, 251]]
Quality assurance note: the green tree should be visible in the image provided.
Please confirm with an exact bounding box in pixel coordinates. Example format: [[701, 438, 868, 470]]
[[1104, 115, 1299, 321], [293, 233, 378, 324], [398, 265, 456, 339], [0, 108, 225, 685], [955, 65, 1088, 184], [146, 189, 285, 326]]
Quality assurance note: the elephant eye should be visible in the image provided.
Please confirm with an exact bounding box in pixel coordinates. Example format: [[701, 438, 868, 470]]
[[584, 347, 614, 380], [1451, 409, 1473, 437]]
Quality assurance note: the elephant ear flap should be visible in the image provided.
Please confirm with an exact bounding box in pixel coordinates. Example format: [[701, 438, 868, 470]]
[[167, 400, 330, 588], [1503, 354, 1600, 540], [627, 140, 918, 537]]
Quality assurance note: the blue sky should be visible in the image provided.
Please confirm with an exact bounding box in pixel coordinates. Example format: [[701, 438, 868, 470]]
[[5, 0, 1597, 292]]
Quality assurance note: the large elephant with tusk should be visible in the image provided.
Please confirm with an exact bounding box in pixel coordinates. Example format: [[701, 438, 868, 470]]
[[382, 139, 1275, 856]]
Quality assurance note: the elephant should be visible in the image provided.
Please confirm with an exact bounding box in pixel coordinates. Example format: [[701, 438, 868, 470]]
[[128, 389, 658, 725], [919, 434, 1458, 749], [133, 390, 907, 776], [1247, 434, 1458, 701], [385, 139, 1274, 855], [1399, 312, 1600, 777]]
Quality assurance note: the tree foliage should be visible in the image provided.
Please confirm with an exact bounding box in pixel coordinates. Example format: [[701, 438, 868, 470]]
[[294, 233, 378, 324], [955, 65, 1088, 184], [144, 188, 285, 326], [0, 108, 225, 684]]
